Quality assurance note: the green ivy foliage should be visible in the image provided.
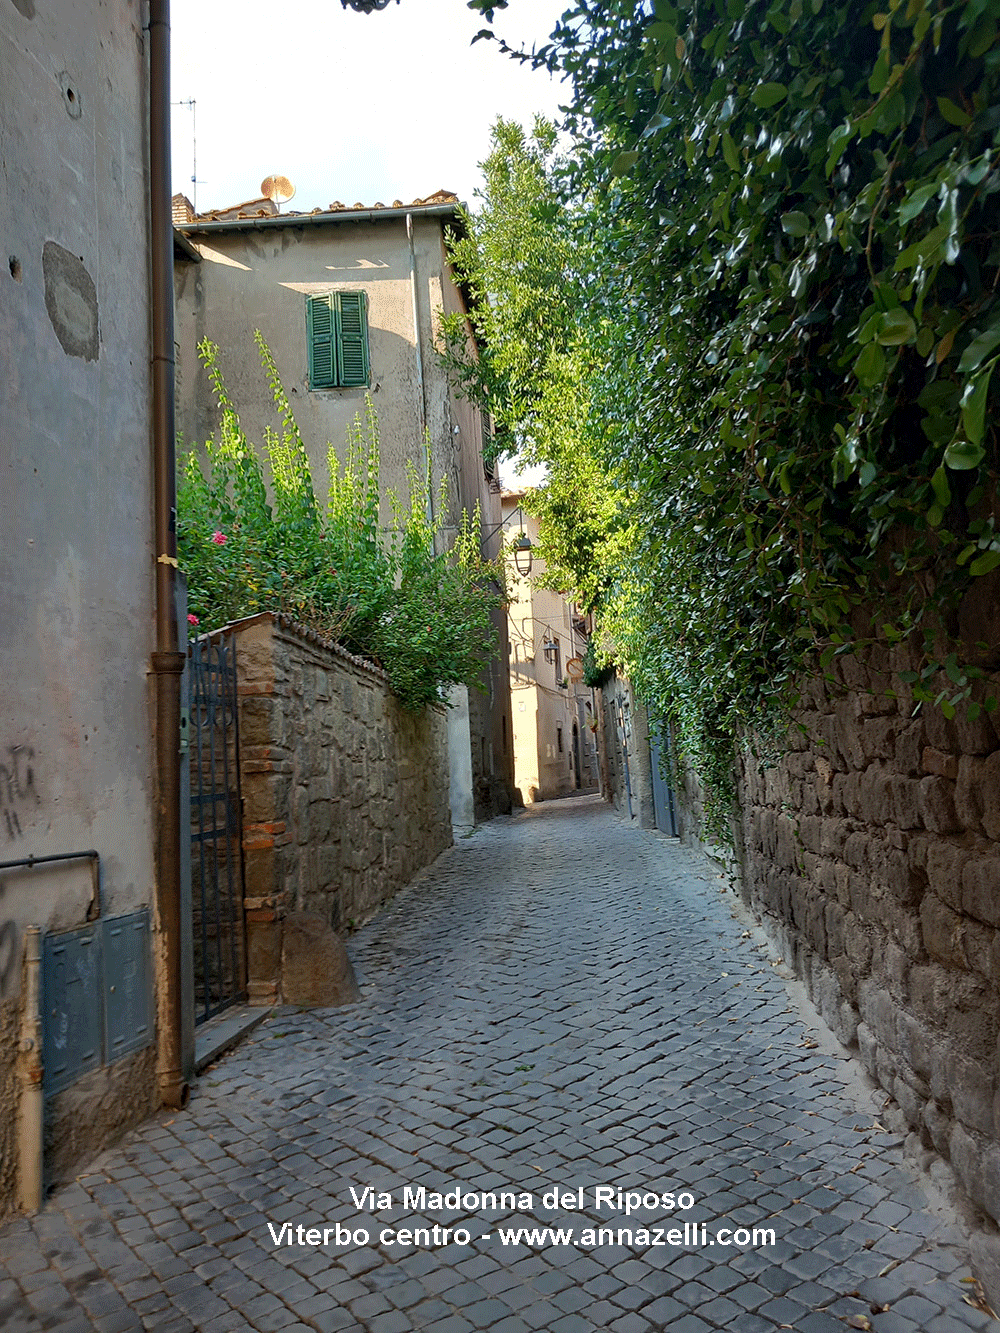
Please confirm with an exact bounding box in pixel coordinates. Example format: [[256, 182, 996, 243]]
[[177, 336, 501, 711], [459, 0, 1000, 835]]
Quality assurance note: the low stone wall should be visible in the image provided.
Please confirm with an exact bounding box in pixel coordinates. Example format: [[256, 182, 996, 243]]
[[232, 613, 452, 1005], [736, 643, 1000, 1226]]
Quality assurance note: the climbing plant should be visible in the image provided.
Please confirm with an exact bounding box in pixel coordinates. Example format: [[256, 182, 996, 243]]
[[177, 336, 501, 710], [458, 0, 1000, 835]]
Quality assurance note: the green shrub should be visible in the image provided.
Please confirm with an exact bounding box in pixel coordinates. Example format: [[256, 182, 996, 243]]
[[177, 335, 501, 710]]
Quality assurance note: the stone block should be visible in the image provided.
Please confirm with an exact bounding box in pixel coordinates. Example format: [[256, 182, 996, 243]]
[[919, 774, 962, 833], [280, 911, 360, 1008], [922, 1098, 951, 1155], [961, 856, 1000, 929], [882, 938, 910, 994], [983, 750, 1000, 841], [920, 894, 965, 969], [889, 774, 922, 829], [246, 917, 282, 995], [243, 845, 279, 899], [799, 815, 822, 854], [860, 717, 896, 763], [925, 839, 967, 910], [923, 703, 959, 751], [883, 846, 923, 910], [953, 755, 985, 834], [857, 1020, 878, 1078], [858, 977, 897, 1050], [844, 915, 873, 972], [895, 720, 925, 774], [824, 901, 846, 957], [895, 1010, 934, 1081], [953, 696, 1000, 754], [922, 746, 959, 780], [949, 1053, 995, 1137], [240, 694, 278, 747], [892, 1073, 925, 1129], [970, 1232, 1000, 1317]]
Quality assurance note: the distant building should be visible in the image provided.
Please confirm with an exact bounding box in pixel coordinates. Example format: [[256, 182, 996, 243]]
[[501, 492, 600, 802], [173, 188, 514, 824]]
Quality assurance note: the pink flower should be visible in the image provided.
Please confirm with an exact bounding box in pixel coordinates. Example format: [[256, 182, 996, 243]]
[[187, 613, 200, 626], [211, 530, 227, 545]]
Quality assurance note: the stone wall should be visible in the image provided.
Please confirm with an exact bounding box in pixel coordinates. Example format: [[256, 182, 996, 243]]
[[735, 644, 1000, 1226], [232, 614, 452, 1005], [601, 676, 655, 829]]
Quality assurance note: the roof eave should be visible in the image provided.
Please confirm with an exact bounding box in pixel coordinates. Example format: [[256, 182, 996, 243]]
[[178, 203, 463, 235]]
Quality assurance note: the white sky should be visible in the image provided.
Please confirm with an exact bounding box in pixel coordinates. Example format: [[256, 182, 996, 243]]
[[169, 0, 570, 216]]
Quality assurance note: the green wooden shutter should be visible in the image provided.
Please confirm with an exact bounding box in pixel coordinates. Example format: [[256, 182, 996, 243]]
[[307, 294, 335, 388], [335, 291, 369, 387]]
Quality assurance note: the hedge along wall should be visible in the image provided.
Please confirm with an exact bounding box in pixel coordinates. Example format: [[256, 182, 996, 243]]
[[735, 633, 1000, 1227], [231, 613, 452, 1004]]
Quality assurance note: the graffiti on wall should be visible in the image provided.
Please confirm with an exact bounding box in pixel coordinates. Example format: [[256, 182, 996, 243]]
[[0, 745, 39, 840]]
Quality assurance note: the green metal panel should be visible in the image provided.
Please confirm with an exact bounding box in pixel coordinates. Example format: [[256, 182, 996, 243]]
[[103, 910, 153, 1062], [336, 291, 369, 387], [43, 926, 102, 1093]]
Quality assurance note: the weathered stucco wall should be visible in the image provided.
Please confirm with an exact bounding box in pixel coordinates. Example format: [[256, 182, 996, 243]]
[[174, 212, 514, 823], [0, 0, 157, 1218], [231, 614, 453, 1004], [736, 642, 1000, 1225], [174, 215, 469, 521]]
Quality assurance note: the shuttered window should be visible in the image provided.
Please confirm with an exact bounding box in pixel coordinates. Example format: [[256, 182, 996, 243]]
[[306, 291, 370, 389]]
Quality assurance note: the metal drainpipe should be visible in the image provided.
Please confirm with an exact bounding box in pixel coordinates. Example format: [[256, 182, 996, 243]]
[[406, 212, 434, 531], [149, 0, 189, 1112], [17, 927, 43, 1213]]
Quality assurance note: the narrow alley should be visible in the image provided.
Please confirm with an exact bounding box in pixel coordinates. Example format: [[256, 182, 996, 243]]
[[0, 798, 991, 1333]]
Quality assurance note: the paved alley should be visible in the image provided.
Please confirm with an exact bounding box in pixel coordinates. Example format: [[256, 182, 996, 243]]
[[0, 797, 992, 1333]]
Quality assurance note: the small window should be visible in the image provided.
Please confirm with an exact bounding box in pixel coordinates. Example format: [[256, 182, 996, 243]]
[[306, 291, 370, 389]]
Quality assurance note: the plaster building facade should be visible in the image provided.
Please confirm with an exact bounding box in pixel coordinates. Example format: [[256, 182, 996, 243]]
[[501, 492, 599, 803], [0, 0, 167, 1219], [173, 190, 514, 825]]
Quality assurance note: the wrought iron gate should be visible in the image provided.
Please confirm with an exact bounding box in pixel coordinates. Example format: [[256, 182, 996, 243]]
[[188, 633, 246, 1024]]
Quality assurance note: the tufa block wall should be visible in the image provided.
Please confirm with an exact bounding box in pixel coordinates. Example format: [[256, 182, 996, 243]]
[[736, 639, 1000, 1225], [232, 614, 452, 1005]]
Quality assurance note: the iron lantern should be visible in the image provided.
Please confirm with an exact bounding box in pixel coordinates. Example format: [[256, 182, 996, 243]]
[[340, 0, 398, 10], [513, 532, 533, 577]]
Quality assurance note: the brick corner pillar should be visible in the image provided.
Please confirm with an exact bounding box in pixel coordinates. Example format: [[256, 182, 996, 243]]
[[233, 615, 292, 1005]]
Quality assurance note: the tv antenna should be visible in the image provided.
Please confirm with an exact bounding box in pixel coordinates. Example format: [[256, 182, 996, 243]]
[[171, 98, 205, 212], [261, 175, 296, 210]]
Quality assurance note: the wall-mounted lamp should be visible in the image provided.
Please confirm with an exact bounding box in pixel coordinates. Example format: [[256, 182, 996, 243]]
[[341, 0, 398, 10], [513, 532, 533, 577], [482, 504, 533, 577], [542, 638, 559, 664]]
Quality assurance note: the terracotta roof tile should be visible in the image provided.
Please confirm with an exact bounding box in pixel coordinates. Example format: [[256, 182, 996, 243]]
[[185, 189, 459, 225]]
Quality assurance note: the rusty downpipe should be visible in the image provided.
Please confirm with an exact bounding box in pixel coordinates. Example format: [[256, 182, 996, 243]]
[[149, 0, 188, 1111], [17, 927, 44, 1213]]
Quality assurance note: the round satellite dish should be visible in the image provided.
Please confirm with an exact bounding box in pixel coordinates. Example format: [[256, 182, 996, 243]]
[[260, 174, 296, 205]]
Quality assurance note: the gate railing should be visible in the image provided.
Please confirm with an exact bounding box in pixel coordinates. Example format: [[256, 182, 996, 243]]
[[188, 632, 246, 1024]]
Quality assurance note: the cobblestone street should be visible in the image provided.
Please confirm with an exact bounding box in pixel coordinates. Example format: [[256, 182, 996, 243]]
[[1, 796, 992, 1333]]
